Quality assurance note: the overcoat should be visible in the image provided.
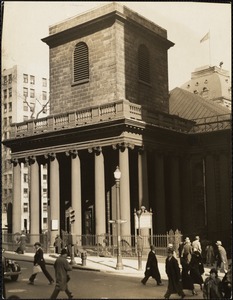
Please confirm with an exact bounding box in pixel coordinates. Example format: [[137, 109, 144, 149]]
[[189, 251, 204, 284], [34, 247, 46, 267], [144, 250, 161, 282], [165, 256, 183, 294], [54, 255, 72, 291]]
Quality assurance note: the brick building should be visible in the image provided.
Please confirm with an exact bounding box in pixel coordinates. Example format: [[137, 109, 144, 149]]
[[3, 3, 231, 251]]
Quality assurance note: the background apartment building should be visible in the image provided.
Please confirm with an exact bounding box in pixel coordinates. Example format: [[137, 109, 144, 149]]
[[2, 65, 50, 232]]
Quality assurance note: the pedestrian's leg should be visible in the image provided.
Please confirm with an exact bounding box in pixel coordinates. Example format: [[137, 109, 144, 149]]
[[40, 265, 54, 283], [29, 273, 37, 283], [65, 287, 73, 298], [141, 275, 150, 285], [50, 287, 60, 299]]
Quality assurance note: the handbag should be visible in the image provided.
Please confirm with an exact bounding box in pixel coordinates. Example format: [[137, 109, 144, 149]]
[[32, 264, 42, 274]]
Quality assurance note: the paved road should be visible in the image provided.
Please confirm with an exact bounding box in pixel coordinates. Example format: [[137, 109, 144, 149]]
[[5, 261, 205, 299]]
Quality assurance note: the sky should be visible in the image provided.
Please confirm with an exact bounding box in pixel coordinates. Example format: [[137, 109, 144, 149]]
[[1, 1, 231, 90]]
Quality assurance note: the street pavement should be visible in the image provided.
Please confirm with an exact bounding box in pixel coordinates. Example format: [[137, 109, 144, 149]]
[[4, 250, 227, 281]]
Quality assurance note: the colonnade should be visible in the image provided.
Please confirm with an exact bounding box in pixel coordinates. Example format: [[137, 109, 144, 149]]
[[12, 144, 211, 243]]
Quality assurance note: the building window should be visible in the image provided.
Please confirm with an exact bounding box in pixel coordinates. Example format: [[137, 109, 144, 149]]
[[23, 116, 28, 121], [138, 44, 150, 83], [30, 75, 35, 84], [4, 90, 7, 99], [9, 102, 12, 112], [23, 203, 28, 213], [23, 104, 28, 111], [30, 89, 35, 98], [23, 188, 28, 195], [43, 174, 47, 180], [24, 173, 28, 183], [8, 74, 12, 84], [4, 76, 7, 84], [43, 203, 47, 212], [8, 174, 12, 183], [4, 117, 7, 126], [23, 74, 28, 83], [9, 116, 12, 124], [8, 88, 12, 97], [42, 78, 47, 87], [42, 91, 47, 100], [4, 103, 7, 112], [30, 103, 35, 112], [73, 42, 89, 83], [23, 87, 28, 98], [4, 175, 7, 184]]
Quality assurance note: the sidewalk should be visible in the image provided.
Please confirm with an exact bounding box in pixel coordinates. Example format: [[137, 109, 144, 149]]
[[4, 250, 226, 280]]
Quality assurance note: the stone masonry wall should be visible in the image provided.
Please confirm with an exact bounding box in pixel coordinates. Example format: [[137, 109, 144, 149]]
[[50, 24, 118, 114], [49, 6, 170, 114]]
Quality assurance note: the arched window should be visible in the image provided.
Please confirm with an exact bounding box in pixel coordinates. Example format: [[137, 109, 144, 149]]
[[138, 44, 150, 83], [73, 42, 89, 83]]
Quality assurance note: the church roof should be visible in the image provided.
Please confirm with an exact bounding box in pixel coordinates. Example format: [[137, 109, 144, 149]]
[[169, 87, 230, 122]]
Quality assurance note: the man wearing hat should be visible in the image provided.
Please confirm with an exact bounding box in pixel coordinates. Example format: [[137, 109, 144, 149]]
[[182, 237, 192, 264], [28, 242, 54, 285], [50, 248, 73, 299], [216, 241, 228, 273], [192, 236, 202, 254], [141, 245, 163, 286], [203, 268, 223, 299]]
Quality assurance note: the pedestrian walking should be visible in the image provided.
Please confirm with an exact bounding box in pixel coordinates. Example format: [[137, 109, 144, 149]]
[[180, 256, 197, 296], [164, 248, 185, 299], [203, 268, 223, 299], [216, 241, 228, 273], [221, 265, 232, 299], [141, 245, 163, 286], [54, 235, 63, 254], [50, 248, 73, 299], [182, 237, 192, 264], [205, 242, 215, 267], [15, 231, 26, 254], [189, 247, 204, 290], [192, 236, 202, 253], [28, 242, 54, 285]]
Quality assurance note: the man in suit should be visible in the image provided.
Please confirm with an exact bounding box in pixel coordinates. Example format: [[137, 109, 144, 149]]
[[28, 242, 54, 285], [141, 245, 163, 286]]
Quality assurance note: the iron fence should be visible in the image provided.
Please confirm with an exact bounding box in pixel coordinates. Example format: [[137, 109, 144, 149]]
[[2, 230, 182, 257]]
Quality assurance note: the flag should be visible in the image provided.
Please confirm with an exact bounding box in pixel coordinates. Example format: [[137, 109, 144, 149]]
[[200, 32, 210, 43]]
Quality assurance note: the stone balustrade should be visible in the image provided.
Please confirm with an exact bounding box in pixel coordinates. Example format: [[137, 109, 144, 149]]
[[9, 100, 230, 139]]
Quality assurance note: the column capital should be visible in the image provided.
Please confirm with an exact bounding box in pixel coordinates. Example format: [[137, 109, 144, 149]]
[[28, 155, 36, 165], [44, 152, 56, 161], [65, 149, 78, 158], [138, 145, 145, 154], [112, 142, 135, 151], [11, 158, 19, 166], [88, 146, 102, 154]]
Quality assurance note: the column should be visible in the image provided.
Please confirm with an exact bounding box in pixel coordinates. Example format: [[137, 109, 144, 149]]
[[205, 154, 216, 239], [154, 153, 166, 233], [138, 149, 149, 209], [71, 151, 82, 241], [94, 148, 106, 240], [12, 159, 21, 234], [119, 146, 131, 237], [29, 156, 40, 245], [138, 149, 150, 241], [170, 156, 181, 230], [49, 154, 60, 247]]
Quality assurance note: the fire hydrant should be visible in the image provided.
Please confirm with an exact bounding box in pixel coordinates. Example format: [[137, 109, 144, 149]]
[[81, 251, 87, 266]]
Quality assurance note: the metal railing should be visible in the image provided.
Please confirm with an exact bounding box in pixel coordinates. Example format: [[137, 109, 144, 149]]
[[190, 114, 231, 133], [2, 230, 182, 257]]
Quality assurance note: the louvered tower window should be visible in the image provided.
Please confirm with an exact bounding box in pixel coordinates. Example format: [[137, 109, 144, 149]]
[[73, 42, 89, 83], [138, 44, 150, 83]]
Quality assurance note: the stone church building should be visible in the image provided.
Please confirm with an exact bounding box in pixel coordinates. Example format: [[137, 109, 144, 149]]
[[4, 3, 231, 251]]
